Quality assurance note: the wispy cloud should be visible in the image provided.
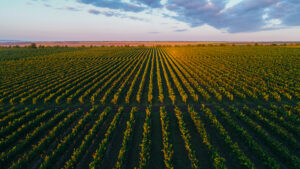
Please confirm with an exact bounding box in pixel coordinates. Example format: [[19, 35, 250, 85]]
[[78, 0, 145, 12], [88, 9, 120, 17], [88, 9, 145, 21], [42, 3, 51, 8], [55, 6, 81, 12], [174, 29, 187, 32], [88, 9, 101, 15], [65, 6, 80, 12]]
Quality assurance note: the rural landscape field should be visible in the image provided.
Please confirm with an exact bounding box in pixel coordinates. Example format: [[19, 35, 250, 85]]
[[1, 0, 300, 169], [0, 44, 299, 169]]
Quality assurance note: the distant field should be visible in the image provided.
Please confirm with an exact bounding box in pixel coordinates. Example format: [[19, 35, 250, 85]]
[[0, 41, 299, 47], [0, 41, 221, 47], [0, 46, 299, 169]]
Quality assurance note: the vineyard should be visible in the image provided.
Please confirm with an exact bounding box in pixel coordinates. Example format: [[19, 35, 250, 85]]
[[0, 45, 299, 169]]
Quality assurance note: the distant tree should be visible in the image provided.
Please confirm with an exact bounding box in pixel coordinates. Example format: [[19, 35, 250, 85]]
[[29, 43, 37, 48], [254, 43, 259, 46]]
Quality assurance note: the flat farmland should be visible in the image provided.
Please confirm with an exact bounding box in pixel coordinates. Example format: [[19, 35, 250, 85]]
[[0, 46, 299, 169]]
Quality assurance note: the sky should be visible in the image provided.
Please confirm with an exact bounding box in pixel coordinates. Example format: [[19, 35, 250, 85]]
[[0, 0, 300, 41]]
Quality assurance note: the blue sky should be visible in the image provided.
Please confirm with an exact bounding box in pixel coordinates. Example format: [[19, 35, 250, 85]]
[[0, 0, 300, 41]]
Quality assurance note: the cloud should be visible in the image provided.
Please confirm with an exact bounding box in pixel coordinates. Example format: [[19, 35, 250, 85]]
[[126, 16, 145, 21], [55, 6, 81, 12], [65, 6, 80, 11], [268, 1, 300, 26], [77, 0, 300, 33], [134, 0, 162, 8], [43, 3, 51, 7], [88, 9, 123, 17], [165, 0, 281, 33], [78, 0, 145, 12], [174, 29, 187, 32], [88, 9, 145, 21], [88, 9, 101, 15], [35, 0, 81, 11]]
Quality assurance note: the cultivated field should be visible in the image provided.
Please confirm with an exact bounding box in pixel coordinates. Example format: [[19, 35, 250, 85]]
[[0, 45, 299, 169], [1, 41, 298, 47]]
